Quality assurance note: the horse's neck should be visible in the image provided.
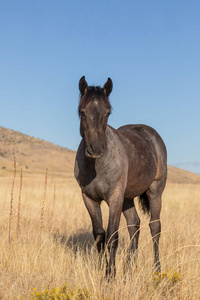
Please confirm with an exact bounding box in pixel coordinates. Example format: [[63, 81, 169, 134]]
[[101, 125, 121, 161], [106, 125, 119, 146], [94, 126, 127, 178]]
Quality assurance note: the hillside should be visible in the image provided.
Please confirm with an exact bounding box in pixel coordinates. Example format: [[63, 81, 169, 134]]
[[0, 126, 76, 177], [0, 126, 200, 184], [167, 165, 200, 184]]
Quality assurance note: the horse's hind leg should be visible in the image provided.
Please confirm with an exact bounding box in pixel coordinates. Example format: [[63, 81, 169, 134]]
[[147, 181, 163, 273], [122, 199, 140, 264], [82, 193, 106, 254]]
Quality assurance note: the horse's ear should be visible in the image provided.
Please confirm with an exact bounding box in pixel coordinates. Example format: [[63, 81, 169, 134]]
[[79, 76, 88, 96], [103, 78, 113, 96]]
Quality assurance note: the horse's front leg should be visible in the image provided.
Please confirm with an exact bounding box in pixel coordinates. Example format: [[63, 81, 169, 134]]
[[106, 190, 124, 277], [82, 193, 106, 254]]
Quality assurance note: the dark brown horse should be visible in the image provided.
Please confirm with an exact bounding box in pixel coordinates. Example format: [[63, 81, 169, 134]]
[[74, 76, 167, 276]]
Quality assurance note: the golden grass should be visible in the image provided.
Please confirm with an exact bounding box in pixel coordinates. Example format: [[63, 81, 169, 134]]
[[0, 169, 200, 299]]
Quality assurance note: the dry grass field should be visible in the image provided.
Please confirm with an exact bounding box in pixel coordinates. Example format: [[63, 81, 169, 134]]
[[0, 168, 200, 299], [0, 127, 200, 299]]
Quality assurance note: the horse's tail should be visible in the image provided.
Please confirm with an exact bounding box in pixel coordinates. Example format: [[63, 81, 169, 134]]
[[139, 192, 150, 215]]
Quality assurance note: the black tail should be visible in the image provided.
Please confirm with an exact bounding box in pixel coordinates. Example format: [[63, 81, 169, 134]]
[[139, 192, 150, 215]]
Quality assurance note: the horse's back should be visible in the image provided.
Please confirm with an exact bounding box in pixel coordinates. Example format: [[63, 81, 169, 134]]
[[117, 124, 166, 159]]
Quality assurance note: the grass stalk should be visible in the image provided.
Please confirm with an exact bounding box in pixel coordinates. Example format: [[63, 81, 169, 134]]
[[40, 168, 48, 244], [9, 156, 16, 244], [16, 168, 23, 239]]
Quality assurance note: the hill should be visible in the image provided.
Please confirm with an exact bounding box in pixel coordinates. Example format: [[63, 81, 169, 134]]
[[0, 126, 200, 184], [167, 165, 200, 184], [0, 126, 76, 177]]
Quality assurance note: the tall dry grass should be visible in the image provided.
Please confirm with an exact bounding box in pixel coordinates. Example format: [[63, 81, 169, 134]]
[[0, 168, 199, 299]]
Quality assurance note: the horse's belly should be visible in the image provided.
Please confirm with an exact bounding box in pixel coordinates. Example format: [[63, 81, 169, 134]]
[[124, 164, 157, 198], [124, 181, 151, 199]]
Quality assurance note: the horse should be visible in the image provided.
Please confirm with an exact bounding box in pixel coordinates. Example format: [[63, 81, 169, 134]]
[[74, 76, 167, 276]]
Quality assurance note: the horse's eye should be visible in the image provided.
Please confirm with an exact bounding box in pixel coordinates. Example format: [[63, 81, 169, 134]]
[[106, 112, 110, 118], [81, 111, 86, 118]]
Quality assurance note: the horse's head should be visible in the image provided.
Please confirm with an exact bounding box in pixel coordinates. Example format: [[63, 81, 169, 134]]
[[78, 76, 113, 159]]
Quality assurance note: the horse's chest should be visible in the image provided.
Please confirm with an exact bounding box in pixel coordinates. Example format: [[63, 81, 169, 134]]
[[83, 177, 109, 201], [75, 157, 120, 202], [74, 142, 126, 202], [79, 171, 110, 201]]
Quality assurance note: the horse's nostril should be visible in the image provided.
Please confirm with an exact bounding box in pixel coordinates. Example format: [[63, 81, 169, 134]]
[[90, 144, 94, 152], [87, 148, 93, 156], [85, 146, 102, 159]]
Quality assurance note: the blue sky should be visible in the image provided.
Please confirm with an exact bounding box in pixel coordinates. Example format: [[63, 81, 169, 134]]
[[0, 1, 200, 174]]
